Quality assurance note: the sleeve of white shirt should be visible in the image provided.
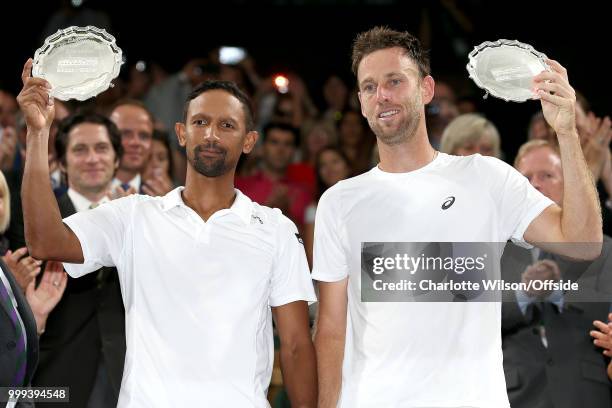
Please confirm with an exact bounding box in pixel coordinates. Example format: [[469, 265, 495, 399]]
[[311, 186, 349, 282], [269, 212, 317, 307], [479, 155, 554, 248], [61, 195, 139, 277]]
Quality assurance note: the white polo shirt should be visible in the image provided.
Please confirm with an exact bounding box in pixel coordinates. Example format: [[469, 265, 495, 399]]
[[62, 187, 316, 408], [312, 153, 554, 408]]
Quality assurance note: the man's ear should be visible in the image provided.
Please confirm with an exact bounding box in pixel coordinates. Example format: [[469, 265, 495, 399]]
[[243, 130, 259, 154], [175, 122, 186, 148], [421, 75, 435, 105]]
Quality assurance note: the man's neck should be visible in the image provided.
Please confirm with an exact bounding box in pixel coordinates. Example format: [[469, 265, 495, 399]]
[[69, 185, 110, 204], [115, 168, 140, 184], [182, 169, 237, 222], [377, 126, 436, 173]]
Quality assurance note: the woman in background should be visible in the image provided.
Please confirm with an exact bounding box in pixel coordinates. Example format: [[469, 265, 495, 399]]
[[440, 113, 501, 158]]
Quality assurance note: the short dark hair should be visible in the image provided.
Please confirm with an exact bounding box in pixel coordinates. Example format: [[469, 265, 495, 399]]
[[262, 122, 300, 146], [55, 113, 123, 166], [183, 80, 254, 131], [351, 26, 430, 78]]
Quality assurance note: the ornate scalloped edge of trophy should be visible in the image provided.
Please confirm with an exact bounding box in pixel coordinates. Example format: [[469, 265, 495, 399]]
[[32, 25, 123, 101], [466, 39, 549, 103]]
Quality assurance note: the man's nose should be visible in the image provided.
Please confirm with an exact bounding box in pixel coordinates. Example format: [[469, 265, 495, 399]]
[[203, 127, 220, 141], [376, 84, 391, 103]]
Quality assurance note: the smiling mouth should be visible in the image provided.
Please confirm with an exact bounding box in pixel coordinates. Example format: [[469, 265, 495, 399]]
[[378, 109, 400, 120]]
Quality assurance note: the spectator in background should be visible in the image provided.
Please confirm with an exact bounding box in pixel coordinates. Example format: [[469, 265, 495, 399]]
[[501, 139, 612, 408], [303, 147, 351, 267], [1, 245, 66, 395], [528, 110, 555, 143], [142, 129, 174, 197], [338, 109, 375, 175], [321, 75, 349, 125], [425, 80, 459, 149], [1, 169, 67, 393], [236, 122, 312, 231], [299, 118, 338, 166], [145, 58, 219, 133], [31, 112, 126, 408], [286, 118, 339, 195], [0, 90, 18, 129], [124, 60, 164, 101], [109, 100, 155, 195], [0, 170, 42, 293], [256, 73, 318, 131], [0, 90, 19, 172], [440, 113, 501, 158]]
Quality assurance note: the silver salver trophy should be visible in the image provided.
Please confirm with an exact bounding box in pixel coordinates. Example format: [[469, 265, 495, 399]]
[[467, 39, 549, 102], [32, 26, 123, 101]]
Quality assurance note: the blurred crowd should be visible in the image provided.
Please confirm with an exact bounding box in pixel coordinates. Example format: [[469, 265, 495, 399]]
[[1, 3, 611, 407]]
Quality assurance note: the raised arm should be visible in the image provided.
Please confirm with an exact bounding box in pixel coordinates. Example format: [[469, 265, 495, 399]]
[[313, 278, 348, 408], [524, 59, 603, 259], [17, 59, 83, 262]]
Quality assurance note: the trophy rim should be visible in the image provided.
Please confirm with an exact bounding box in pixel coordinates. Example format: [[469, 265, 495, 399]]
[[466, 39, 549, 103], [32, 25, 123, 101]]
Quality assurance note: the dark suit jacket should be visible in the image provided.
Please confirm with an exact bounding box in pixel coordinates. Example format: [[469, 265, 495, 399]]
[[0, 258, 38, 387], [501, 239, 612, 408], [31, 193, 126, 408]]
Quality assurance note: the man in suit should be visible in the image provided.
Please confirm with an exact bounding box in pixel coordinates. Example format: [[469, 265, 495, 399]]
[[1, 258, 38, 391], [501, 139, 612, 408], [31, 112, 126, 408], [1, 257, 67, 408]]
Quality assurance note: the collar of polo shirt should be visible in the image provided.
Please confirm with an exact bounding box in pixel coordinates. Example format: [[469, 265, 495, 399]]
[[160, 186, 253, 225]]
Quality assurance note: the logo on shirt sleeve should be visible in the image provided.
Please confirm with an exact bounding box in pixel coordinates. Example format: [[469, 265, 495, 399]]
[[295, 233, 304, 244]]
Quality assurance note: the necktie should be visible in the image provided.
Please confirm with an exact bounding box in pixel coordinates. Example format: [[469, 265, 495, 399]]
[[0, 277, 27, 386], [89, 202, 99, 210], [120, 182, 131, 191]]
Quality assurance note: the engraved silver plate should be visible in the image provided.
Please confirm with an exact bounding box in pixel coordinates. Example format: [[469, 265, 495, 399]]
[[466, 39, 549, 102], [32, 26, 123, 101]]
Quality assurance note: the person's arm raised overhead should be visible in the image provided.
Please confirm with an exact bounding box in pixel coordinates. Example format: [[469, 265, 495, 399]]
[[17, 59, 84, 263]]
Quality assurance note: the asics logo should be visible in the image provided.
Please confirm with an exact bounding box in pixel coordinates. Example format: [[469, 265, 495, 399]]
[[441, 196, 455, 210]]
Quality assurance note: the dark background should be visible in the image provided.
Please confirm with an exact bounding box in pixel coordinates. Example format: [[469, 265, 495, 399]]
[[1, 0, 609, 160]]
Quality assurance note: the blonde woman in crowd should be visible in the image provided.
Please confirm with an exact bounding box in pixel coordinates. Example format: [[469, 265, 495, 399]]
[[440, 113, 501, 158]]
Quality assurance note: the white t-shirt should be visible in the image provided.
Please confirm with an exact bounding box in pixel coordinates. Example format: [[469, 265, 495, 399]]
[[62, 187, 316, 408], [312, 153, 554, 408]]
